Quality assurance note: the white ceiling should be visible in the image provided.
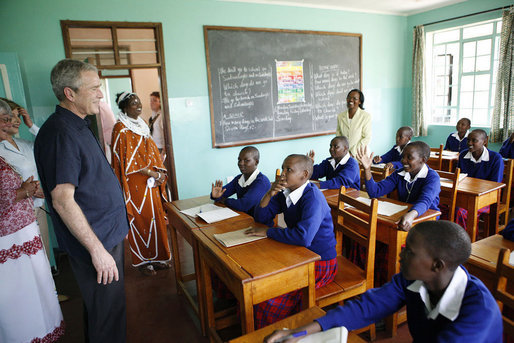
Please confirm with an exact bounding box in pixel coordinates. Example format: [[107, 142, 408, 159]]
[[219, 0, 468, 16]]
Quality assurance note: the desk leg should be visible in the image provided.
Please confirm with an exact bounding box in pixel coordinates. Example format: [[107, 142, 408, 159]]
[[200, 256, 216, 341], [488, 191, 500, 237], [465, 197, 479, 243], [169, 223, 183, 294], [192, 238, 206, 335], [301, 262, 316, 310], [385, 230, 402, 337], [240, 283, 254, 334]]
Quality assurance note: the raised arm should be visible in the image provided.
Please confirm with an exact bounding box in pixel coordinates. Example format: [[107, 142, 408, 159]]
[[51, 183, 119, 285]]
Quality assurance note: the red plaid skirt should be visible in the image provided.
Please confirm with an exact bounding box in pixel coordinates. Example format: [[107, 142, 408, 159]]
[[347, 240, 389, 286], [456, 206, 490, 240], [253, 258, 337, 329]]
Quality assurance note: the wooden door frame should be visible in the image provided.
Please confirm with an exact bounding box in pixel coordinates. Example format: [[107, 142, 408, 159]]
[[61, 20, 178, 200]]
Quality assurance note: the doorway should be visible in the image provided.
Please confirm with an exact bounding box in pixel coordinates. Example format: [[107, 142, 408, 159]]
[[60, 20, 178, 200]]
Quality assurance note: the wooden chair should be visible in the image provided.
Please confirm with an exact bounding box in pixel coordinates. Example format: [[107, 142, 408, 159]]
[[495, 248, 514, 339], [483, 159, 514, 233], [429, 144, 444, 171], [437, 168, 461, 222], [315, 186, 378, 339], [359, 164, 393, 191]]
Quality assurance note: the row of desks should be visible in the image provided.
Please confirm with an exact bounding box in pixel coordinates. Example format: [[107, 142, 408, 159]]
[[166, 173, 505, 340]]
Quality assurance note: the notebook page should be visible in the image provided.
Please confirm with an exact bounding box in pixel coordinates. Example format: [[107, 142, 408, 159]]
[[354, 197, 408, 216], [197, 207, 239, 224], [298, 326, 348, 343], [213, 227, 267, 247], [180, 203, 222, 217]]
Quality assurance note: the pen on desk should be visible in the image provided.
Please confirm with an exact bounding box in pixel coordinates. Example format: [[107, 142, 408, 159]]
[[276, 330, 307, 342]]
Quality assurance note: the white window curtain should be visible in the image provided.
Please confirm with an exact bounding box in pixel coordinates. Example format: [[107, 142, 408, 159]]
[[412, 25, 427, 136], [490, 7, 514, 142]]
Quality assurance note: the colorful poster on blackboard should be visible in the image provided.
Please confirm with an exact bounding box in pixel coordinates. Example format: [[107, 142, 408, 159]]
[[276, 60, 305, 104]]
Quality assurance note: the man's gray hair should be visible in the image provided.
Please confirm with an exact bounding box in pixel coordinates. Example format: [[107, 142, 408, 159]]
[[0, 99, 12, 116], [51, 59, 98, 101]]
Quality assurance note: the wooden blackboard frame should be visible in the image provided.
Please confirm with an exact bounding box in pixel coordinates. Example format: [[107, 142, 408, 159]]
[[204, 25, 362, 148]]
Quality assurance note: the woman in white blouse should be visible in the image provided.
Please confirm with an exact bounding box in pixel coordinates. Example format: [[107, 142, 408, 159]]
[[335, 89, 371, 156]]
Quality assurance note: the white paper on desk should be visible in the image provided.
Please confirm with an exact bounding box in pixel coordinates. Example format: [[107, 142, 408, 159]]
[[354, 196, 408, 216], [298, 326, 348, 343], [371, 163, 386, 169], [180, 203, 222, 217], [197, 207, 239, 224], [442, 150, 459, 157], [440, 173, 467, 187], [213, 227, 267, 247]]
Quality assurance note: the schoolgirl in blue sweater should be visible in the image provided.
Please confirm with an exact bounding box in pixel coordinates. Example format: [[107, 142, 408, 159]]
[[265, 221, 502, 343], [373, 126, 413, 170], [444, 117, 471, 152], [358, 141, 440, 231], [246, 154, 337, 328], [210, 146, 270, 215], [308, 136, 360, 190], [499, 132, 514, 159]]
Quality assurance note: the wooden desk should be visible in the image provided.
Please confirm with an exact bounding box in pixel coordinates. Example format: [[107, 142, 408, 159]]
[[465, 234, 514, 292], [229, 306, 366, 343], [164, 196, 254, 333], [194, 222, 320, 340], [428, 151, 459, 172], [325, 188, 440, 336], [440, 177, 505, 242]]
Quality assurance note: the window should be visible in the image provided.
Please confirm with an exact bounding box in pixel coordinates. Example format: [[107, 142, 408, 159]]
[[425, 18, 502, 127]]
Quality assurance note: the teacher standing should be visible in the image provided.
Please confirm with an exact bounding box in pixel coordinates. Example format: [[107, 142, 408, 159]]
[[335, 89, 371, 156]]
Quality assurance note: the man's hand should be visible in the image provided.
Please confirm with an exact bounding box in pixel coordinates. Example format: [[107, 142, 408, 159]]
[[211, 180, 226, 198], [91, 246, 119, 284]]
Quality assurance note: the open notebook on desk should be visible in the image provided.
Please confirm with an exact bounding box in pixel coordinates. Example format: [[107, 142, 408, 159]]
[[371, 163, 386, 169], [213, 227, 267, 247], [297, 326, 348, 343], [440, 173, 467, 187], [180, 203, 239, 223], [346, 197, 408, 216]]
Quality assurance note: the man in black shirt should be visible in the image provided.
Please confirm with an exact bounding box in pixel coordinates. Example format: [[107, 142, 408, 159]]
[[35, 59, 129, 343]]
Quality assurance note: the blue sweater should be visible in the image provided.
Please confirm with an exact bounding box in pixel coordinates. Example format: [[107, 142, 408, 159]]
[[254, 182, 337, 261], [316, 268, 502, 343], [365, 166, 440, 215], [445, 133, 468, 152], [378, 145, 404, 170], [458, 148, 504, 182], [211, 172, 270, 215], [311, 156, 360, 190], [499, 138, 514, 159]]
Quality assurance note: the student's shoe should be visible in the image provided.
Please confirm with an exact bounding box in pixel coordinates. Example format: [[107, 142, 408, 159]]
[[139, 264, 157, 276]]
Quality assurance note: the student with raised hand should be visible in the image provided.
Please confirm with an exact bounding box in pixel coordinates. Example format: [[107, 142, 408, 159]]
[[264, 220, 502, 343], [357, 142, 440, 231], [456, 129, 504, 231], [445, 117, 471, 152], [210, 146, 270, 215], [373, 126, 413, 170], [246, 154, 337, 329], [308, 136, 360, 190], [499, 132, 514, 159]]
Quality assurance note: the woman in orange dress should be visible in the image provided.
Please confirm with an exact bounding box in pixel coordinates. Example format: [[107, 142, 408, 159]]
[[111, 92, 171, 276]]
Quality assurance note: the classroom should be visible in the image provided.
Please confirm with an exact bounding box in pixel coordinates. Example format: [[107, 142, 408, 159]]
[[0, 0, 513, 342]]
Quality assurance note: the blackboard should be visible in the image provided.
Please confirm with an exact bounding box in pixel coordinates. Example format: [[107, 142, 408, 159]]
[[204, 26, 362, 148]]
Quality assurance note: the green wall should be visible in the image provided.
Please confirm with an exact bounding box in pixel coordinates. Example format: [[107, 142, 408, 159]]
[[0, 0, 508, 199]]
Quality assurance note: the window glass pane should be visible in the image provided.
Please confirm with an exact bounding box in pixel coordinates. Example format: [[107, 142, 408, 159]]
[[473, 109, 489, 126], [476, 55, 491, 71], [434, 29, 460, 44], [436, 95, 447, 106], [116, 28, 158, 65], [463, 23, 493, 39], [476, 39, 491, 55], [462, 57, 475, 73], [475, 74, 490, 91], [450, 86, 458, 107], [474, 91, 489, 108], [69, 28, 115, 66], [433, 44, 445, 56], [490, 84, 496, 107], [497, 21, 502, 33], [461, 75, 474, 92], [463, 42, 476, 57], [460, 92, 473, 108]]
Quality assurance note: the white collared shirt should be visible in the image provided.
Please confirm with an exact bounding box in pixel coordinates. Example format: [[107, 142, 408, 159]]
[[398, 163, 429, 183], [394, 141, 410, 154], [451, 130, 469, 142], [329, 153, 351, 171], [238, 168, 260, 188], [283, 181, 309, 208], [407, 266, 468, 321], [463, 148, 490, 163], [0, 127, 43, 208]]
